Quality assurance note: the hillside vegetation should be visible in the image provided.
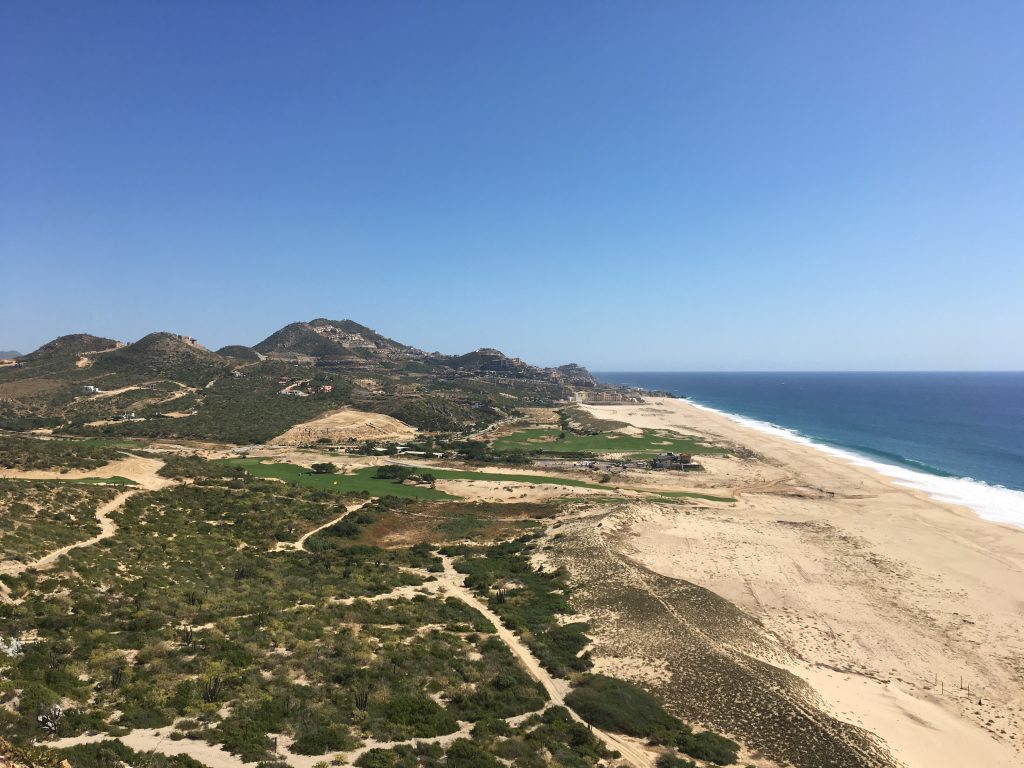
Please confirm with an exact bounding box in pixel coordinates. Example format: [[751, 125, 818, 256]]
[[1, 319, 605, 443]]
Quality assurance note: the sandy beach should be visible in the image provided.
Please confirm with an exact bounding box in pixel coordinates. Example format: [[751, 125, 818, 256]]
[[580, 397, 1024, 768]]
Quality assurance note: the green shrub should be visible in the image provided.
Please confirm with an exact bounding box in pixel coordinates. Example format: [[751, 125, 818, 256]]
[[374, 465, 414, 482], [444, 739, 502, 768], [291, 723, 357, 755], [368, 694, 458, 740], [564, 675, 677, 738], [677, 730, 739, 765], [656, 755, 697, 768]]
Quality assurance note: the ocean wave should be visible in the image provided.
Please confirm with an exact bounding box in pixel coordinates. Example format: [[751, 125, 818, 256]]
[[686, 400, 1024, 528]]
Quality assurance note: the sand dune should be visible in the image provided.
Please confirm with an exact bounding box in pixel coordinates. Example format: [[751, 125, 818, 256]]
[[579, 398, 1024, 768]]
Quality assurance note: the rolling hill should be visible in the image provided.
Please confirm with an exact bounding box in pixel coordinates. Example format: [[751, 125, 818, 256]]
[[0, 319, 598, 442]]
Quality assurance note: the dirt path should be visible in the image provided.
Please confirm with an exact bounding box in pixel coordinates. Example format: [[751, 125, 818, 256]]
[[39, 550, 652, 767], [271, 501, 369, 552], [436, 555, 657, 767], [48, 707, 515, 768], [283, 722, 477, 768], [47, 727, 254, 768], [0, 489, 137, 581]]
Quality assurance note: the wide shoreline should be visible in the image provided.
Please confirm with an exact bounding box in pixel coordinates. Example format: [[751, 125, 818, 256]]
[[681, 395, 1024, 528], [583, 396, 1024, 768]]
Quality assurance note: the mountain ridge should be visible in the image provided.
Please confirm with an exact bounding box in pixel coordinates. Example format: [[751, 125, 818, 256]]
[[1, 318, 597, 441]]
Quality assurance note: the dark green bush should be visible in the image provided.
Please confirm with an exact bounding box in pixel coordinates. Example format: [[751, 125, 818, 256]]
[[564, 675, 678, 738], [677, 729, 740, 765], [656, 754, 697, 768], [444, 739, 502, 768], [368, 694, 458, 740]]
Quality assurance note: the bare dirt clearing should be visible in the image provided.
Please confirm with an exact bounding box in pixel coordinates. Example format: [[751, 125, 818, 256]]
[[270, 407, 416, 445]]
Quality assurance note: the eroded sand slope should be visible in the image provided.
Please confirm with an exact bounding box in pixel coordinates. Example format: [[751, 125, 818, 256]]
[[552, 398, 1024, 768]]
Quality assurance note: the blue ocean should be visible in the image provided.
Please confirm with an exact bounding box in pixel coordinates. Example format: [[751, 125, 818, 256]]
[[595, 372, 1024, 526]]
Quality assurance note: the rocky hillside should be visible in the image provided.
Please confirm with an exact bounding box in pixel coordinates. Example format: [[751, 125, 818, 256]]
[[255, 318, 420, 364], [0, 319, 598, 440]]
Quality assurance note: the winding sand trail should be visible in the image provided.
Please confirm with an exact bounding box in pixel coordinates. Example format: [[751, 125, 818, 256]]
[[0, 490, 136, 577], [271, 501, 370, 553], [1, 453, 172, 602], [47, 727, 255, 768], [0, 489, 138, 603], [434, 555, 657, 767], [37, 548, 653, 767]]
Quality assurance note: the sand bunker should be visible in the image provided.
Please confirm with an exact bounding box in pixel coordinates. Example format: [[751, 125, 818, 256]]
[[0, 453, 173, 491]]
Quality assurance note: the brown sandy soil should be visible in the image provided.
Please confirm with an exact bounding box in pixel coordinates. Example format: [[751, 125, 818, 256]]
[[48, 726, 254, 768], [0, 454, 173, 491], [433, 478, 611, 503], [269, 407, 417, 445], [542, 505, 879, 768], [569, 398, 1024, 768]]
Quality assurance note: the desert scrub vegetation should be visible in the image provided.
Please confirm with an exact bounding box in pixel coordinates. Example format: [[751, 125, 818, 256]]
[[72, 363, 354, 444], [154, 453, 250, 481], [55, 740, 206, 768], [0, 434, 139, 471], [447, 535, 592, 678], [0, 483, 556, 763], [565, 675, 740, 765], [559, 405, 630, 434], [348, 498, 558, 548], [353, 705, 613, 768], [0, 480, 117, 562]]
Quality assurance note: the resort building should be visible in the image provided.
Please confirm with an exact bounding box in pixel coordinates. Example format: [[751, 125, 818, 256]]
[[651, 452, 702, 471]]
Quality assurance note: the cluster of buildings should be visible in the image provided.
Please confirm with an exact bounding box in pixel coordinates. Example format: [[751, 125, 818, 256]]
[[651, 452, 702, 471], [537, 452, 703, 474], [569, 390, 645, 405], [277, 377, 334, 397]]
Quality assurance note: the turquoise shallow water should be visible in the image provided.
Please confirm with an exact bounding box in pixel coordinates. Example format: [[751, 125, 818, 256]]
[[595, 372, 1024, 525]]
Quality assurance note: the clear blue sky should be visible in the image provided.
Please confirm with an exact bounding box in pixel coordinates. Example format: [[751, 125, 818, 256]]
[[2, 2, 1022, 370]]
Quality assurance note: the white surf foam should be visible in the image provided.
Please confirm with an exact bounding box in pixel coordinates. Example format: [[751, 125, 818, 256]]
[[686, 400, 1024, 528]]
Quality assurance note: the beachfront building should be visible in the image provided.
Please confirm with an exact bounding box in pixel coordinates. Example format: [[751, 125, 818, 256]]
[[651, 452, 702, 471], [571, 390, 645, 405]]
